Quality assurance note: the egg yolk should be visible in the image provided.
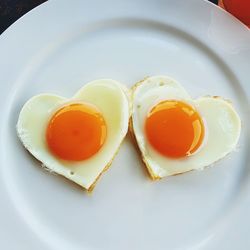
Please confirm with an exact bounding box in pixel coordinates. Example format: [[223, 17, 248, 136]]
[[46, 103, 107, 161], [145, 100, 204, 158]]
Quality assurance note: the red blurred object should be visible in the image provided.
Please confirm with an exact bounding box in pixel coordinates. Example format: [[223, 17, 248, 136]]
[[218, 0, 250, 27]]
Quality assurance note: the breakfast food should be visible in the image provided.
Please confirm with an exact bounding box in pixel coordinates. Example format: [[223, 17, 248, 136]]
[[130, 75, 241, 179], [17, 79, 130, 191]]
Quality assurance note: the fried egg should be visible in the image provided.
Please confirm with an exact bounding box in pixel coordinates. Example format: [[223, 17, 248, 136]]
[[17, 79, 130, 191], [130, 76, 241, 179]]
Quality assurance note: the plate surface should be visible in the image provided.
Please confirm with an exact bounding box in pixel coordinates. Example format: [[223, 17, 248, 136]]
[[0, 0, 249, 249]]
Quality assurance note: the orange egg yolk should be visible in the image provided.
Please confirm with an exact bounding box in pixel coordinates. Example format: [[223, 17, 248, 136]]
[[46, 103, 107, 161], [145, 100, 204, 158]]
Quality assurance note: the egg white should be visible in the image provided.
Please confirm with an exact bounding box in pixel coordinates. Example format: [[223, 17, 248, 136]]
[[131, 76, 241, 179], [17, 79, 130, 190]]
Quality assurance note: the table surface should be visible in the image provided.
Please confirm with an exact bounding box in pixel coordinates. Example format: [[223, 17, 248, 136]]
[[0, 0, 218, 34]]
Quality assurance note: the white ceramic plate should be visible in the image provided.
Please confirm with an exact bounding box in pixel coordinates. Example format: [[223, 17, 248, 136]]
[[0, 0, 249, 249]]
